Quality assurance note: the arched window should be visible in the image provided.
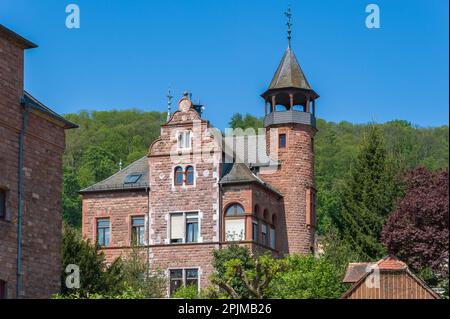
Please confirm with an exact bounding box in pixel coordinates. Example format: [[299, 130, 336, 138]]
[[225, 204, 244, 217], [185, 166, 194, 185], [254, 205, 260, 216], [224, 203, 245, 242], [261, 209, 269, 246], [174, 166, 184, 185]]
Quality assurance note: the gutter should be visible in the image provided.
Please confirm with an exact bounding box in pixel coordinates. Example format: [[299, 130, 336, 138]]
[[17, 99, 30, 298]]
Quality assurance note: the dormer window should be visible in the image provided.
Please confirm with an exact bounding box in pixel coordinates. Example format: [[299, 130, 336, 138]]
[[178, 131, 192, 150], [125, 173, 142, 184]]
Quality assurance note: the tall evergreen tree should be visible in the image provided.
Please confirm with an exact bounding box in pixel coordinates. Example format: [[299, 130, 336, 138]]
[[336, 125, 400, 260]]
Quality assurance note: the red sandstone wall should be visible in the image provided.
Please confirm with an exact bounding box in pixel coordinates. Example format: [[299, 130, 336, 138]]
[[262, 123, 316, 254], [0, 32, 65, 298], [82, 190, 149, 262]]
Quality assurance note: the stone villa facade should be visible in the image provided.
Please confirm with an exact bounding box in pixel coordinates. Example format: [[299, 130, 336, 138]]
[[0, 25, 77, 299], [81, 31, 319, 295]]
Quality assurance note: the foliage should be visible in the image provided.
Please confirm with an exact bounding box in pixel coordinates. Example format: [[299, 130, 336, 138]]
[[60, 223, 165, 298], [381, 166, 449, 295], [321, 226, 361, 281], [62, 109, 166, 227], [335, 125, 401, 260], [211, 244, 254, 298], [62, 110, 448, 230], [267, 254, 346, 299], [211, 251, 286, 299], [60, 222, 119, 296], [229, 113, 263, 130]]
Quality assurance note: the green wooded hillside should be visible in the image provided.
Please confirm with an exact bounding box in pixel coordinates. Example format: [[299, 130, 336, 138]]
[[62, 110, 449, 231]]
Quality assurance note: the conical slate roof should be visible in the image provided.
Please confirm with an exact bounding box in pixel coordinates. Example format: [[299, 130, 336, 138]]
[[268, 47, 312, 91]]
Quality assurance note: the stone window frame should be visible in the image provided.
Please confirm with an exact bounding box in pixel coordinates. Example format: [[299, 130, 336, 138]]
[[167, 210, 202, 244], [128, 214, 146, 246], [167, 266, 201, 297], [177, 129, 193, 151], [0, 187, 10, 222], [172, 164, 197, 188]]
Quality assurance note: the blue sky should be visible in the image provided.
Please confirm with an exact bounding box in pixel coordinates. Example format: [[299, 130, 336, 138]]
[[1, 0, 448, 128]]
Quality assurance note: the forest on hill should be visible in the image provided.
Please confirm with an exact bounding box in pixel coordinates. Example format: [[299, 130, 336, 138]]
[[62, 110, 449, 233]]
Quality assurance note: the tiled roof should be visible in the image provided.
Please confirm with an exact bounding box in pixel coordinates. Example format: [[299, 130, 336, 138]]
[[80, 156, 149, 193], [343, 256, 410, 283], [343, 262, 374, 283]]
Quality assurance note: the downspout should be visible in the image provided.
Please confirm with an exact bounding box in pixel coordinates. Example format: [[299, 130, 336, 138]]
[[17, 99, 29, 299], [146, 187, 150, 277]]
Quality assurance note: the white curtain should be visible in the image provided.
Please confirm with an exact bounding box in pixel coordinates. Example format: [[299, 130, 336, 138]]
[[225, 218, 245, 241]]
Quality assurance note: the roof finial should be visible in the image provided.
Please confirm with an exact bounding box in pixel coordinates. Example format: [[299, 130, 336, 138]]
[[285, 3, 293, 48], [119, 159, 123, 171], [167, 87, 173, 121]]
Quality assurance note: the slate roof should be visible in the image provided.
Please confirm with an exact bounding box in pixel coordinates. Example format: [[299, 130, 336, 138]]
[[224, 133, 278, 167], [22, 92, 78, 129], [220, 162, 283, 198], [80, 156, 149, 193], [268, 47, 313, 91]]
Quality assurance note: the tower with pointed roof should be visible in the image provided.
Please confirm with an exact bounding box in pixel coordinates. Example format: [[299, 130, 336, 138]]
[[260, 7, 318, 254]]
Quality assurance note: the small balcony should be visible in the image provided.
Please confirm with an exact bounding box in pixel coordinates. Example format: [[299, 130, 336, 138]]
[[264, 110, 316, 128]]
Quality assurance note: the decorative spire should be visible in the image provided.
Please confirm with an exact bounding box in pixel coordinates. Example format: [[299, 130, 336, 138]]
[[285, 4, 293, 48], [119, 159, 123, 171], [167, 87, 173, 121]]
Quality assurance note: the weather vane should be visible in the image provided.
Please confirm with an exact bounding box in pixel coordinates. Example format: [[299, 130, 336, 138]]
[[167, 87, 173, 121], [285, 4, 293, 48]]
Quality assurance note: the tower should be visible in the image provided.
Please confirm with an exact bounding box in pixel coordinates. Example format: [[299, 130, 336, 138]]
[[260, 7, 319, 254]]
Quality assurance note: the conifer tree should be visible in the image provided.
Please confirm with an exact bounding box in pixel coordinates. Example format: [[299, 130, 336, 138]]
[[337, 125, 400, 260]]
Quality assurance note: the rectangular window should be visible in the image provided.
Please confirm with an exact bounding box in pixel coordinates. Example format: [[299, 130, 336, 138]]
[[261, 223, 267, 246], [170, 212, 199, 244], [178, 131, 192, 150], [0, 189, 6, 220], [185, 268, 199, 288], [170, 213, 184, 243], [131, 216, 145, 246], [269, 226, 276, 249], [279, 134, 286, 149], [306, 188, 317, 228], [225, 218, 245, 241], [97, 218, 110, 247], [186, 213, 199, 243], [252, 220, 258, 242], [169, 268, 199, 296], [0, 280, 6, 299], [169, 269, 183, 296]]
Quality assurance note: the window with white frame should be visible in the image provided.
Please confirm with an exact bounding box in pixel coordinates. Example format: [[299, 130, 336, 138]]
[[225, 204, 245, 242], [169, 268, 199, 296], [178, 130, 192, 150], [170, 212, 199, 244]]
